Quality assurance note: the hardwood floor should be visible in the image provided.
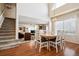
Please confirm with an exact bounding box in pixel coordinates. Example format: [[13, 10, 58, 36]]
[[0, 40, 79, 56]]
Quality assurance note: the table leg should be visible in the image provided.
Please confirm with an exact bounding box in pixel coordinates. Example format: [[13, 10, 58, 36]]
[[48, 40, 50, 51]]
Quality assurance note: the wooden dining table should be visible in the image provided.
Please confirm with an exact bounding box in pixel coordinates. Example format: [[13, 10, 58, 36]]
[[40, 34, 57, 51], [41, 35, 56, 40]]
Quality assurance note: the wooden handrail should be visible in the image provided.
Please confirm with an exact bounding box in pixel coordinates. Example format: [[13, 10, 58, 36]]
[[0, 10, 5, 28], [0, 9, 5, 16]]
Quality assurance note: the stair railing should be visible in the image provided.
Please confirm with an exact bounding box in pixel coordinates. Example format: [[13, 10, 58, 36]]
[[0, 10, 5, 28]]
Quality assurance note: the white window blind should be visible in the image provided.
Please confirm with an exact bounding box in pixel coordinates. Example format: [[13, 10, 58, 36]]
[[54, 16, 76, 35]]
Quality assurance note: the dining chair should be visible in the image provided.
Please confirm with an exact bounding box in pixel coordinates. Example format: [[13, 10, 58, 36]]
[[49, 30, 63, 53], [35, 35, 48, 52], [61, 32, 65, 50], [59, 30, 65, 50]]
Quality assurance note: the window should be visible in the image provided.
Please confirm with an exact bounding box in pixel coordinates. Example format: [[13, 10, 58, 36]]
[[54, 17, 76, 35], [55, 21, 63, 35], [63, 17, 76, 35]]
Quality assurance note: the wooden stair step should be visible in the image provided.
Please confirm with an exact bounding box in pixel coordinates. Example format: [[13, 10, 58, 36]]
[[0, 40, 24, 50], [0, 33, 15, 36], [0, 39, 15, 42], [0, 30, 15, 32], [0, 36, 15, 38]]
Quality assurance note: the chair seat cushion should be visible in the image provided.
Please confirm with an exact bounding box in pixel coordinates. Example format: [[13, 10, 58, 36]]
[[49, 37, 56, 42], [37, 37, 48, 42]]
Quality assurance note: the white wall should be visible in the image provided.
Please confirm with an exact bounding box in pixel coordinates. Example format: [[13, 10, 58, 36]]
[[4, 4, 16, 19], [17, 3, 49, 24], [19, 15, 49, 24], [0, 4, 4, 15], [18, 3, 48, 19]]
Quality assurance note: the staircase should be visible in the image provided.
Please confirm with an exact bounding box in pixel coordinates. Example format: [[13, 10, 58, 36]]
[[0, 18, 22, 50]]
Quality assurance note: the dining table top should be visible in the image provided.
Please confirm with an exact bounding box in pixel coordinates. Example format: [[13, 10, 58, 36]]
[[40, 34, 57, 40]]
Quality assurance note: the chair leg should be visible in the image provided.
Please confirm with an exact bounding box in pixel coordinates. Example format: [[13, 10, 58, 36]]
[[49, 42, 52, 51], [61, 40, 65, 50], [47, 42, 49, 51], [56, 44, 58, 53], [35, 41, 37, 48], [62, 42, 65, 50], [39, 43, 41, 52], [60, 43, 62, 50]]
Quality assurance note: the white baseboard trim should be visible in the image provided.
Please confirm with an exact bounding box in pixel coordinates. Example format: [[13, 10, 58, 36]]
[[65, 40, 79, 45]]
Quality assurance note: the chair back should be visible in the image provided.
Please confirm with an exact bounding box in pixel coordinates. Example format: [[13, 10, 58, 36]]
[[39, 30, 45, 41], [35, 30, 42, 42], [56, 30, 63, 42]]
